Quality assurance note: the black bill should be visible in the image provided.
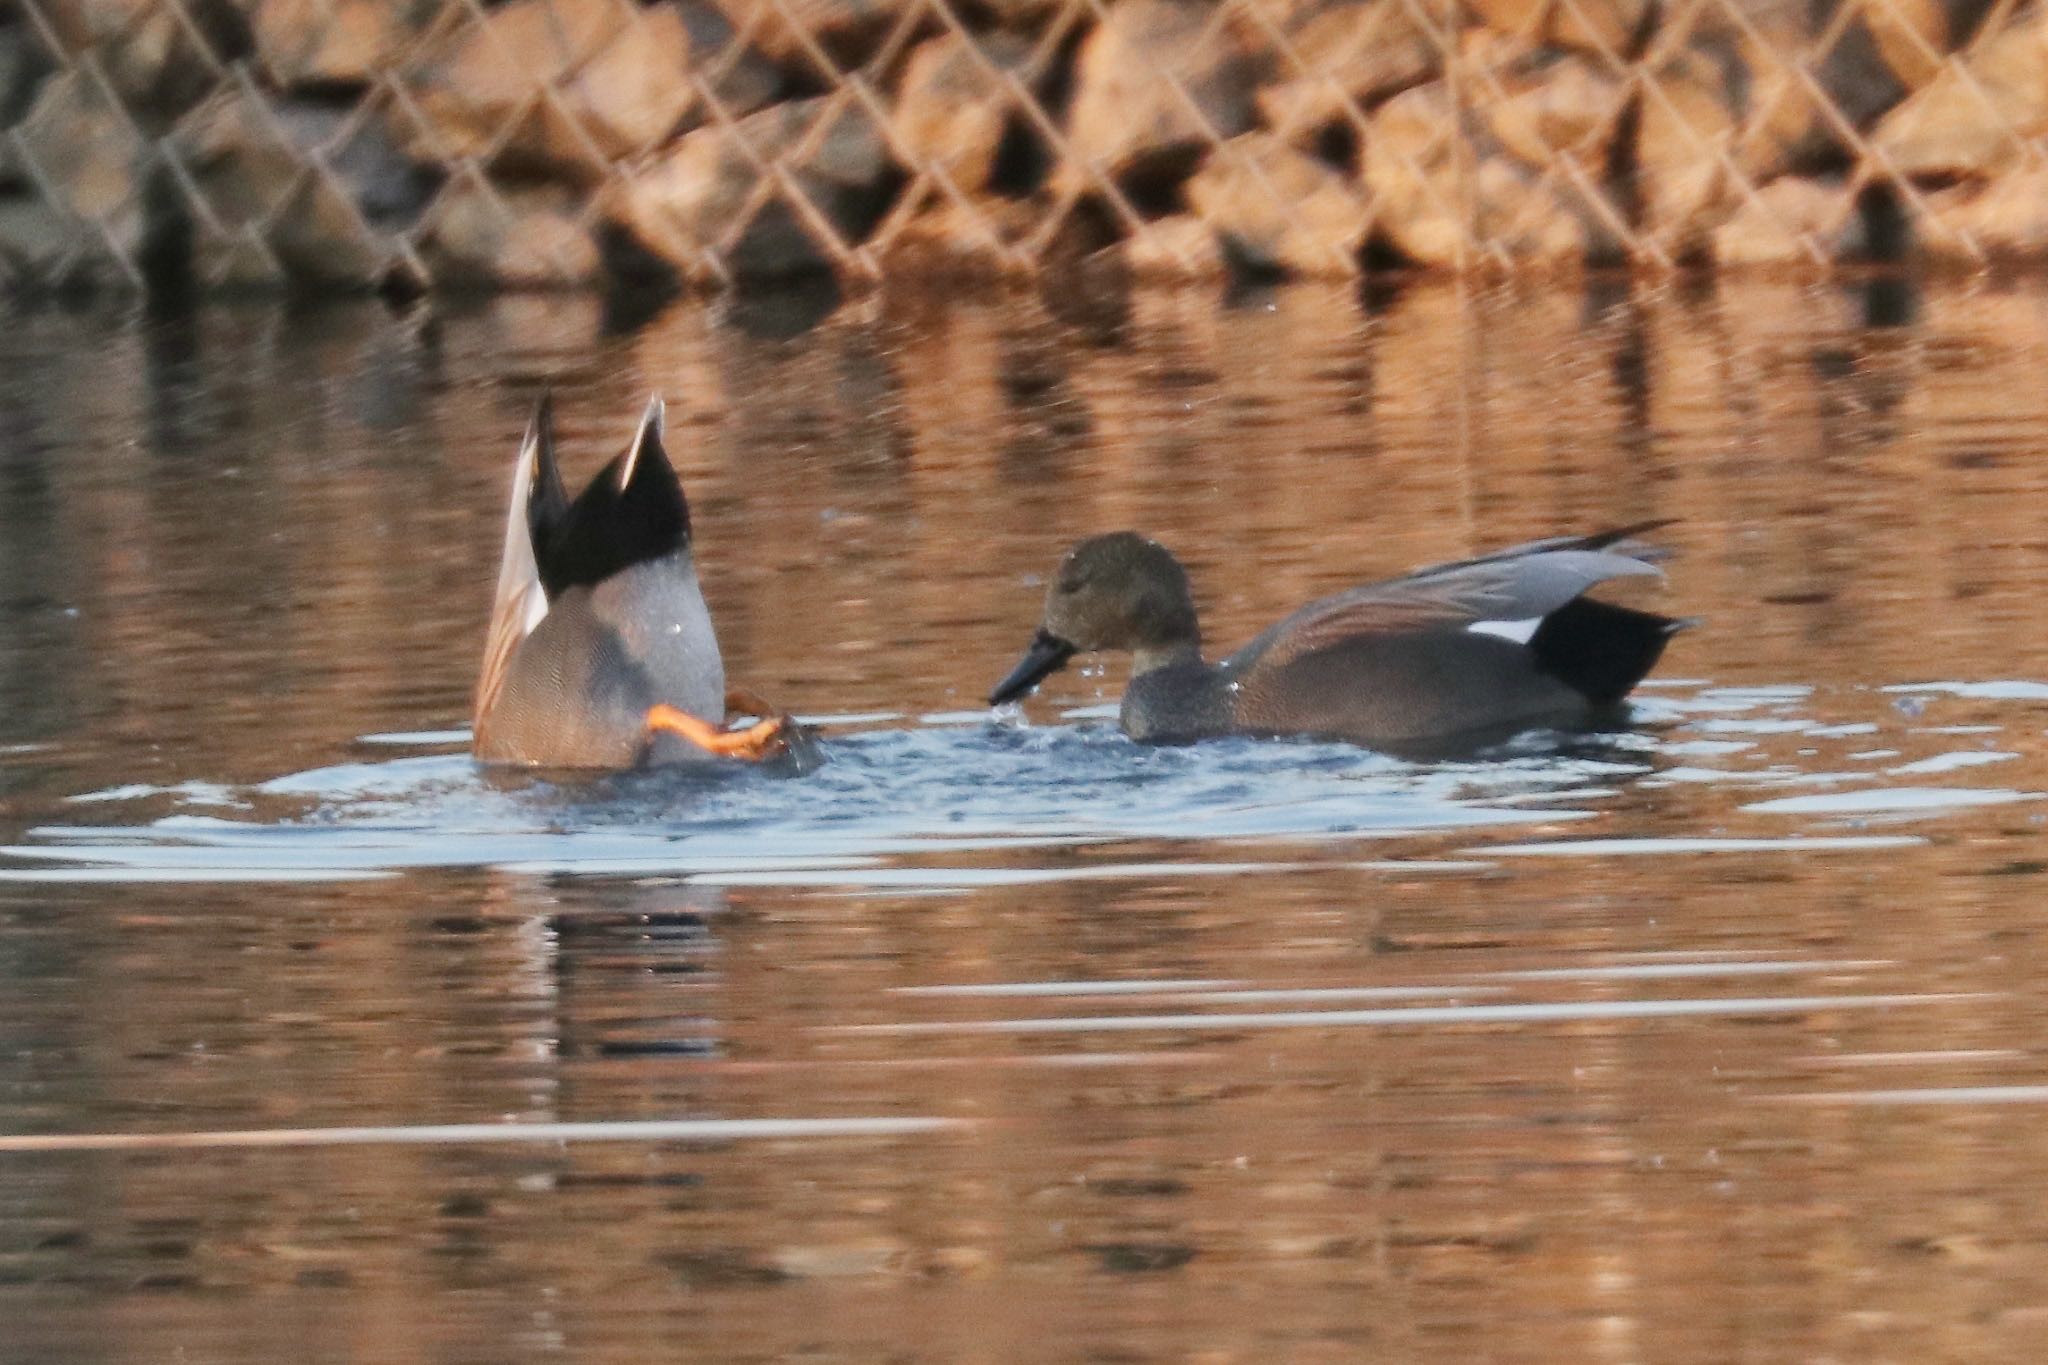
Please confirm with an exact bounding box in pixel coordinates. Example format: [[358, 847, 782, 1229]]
[[988, 629, 1077, 705]]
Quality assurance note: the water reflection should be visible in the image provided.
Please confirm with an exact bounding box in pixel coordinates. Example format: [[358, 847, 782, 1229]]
[[7, 273, 2048, 1361]]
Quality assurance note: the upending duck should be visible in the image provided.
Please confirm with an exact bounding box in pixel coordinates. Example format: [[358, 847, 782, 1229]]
[[473, 393, 793, 768], [990, 524, 1690, 750]]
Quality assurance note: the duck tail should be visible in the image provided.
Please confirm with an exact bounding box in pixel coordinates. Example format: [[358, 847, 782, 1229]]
[[1530, 597, 1694, 705]]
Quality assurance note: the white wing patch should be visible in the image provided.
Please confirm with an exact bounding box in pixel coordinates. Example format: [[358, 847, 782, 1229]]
[[1467, 617, 1541, 644]]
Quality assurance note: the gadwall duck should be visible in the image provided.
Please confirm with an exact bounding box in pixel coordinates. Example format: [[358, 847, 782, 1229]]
[[990, 525, 1689, 750], [473, 394, 793, 767]]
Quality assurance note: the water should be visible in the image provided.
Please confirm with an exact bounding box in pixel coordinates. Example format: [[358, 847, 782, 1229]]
[[5, 276, 2048, 1361]]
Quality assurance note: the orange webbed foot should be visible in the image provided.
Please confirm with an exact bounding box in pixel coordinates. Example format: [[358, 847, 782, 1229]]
[[645, 702, 789, 762]]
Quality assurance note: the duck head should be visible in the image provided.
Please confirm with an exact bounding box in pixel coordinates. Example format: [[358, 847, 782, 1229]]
[[989, 532, 1201, 705]]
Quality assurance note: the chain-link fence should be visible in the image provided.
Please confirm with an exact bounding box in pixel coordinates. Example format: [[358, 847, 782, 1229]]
[[0, 0, 2042, 293]]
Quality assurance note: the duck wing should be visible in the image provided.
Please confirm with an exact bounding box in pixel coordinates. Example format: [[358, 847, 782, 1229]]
[[474, 396, 565, 729], [1228, 523, 1674, 676]]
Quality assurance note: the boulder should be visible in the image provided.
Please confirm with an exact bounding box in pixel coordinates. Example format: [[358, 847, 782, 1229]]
[[1654, 7, 1833, 183], [1184, 132, 1367, 274], [411, 0, 693, 170], [1480, 47, 1627, 168], [39, 0, 248, 120], [178, 92, 434, 225], [11, 72, 153, 264], [1061, 0, 1265, 200], [174, 90, 434, 284], [173, 90, 302, 225], [880, 195, 1036, 276], [1709, 176, 1854, 266], [1256, 1, 1440, 144], [979, 0, 1079, 27], [675, 2, 782, 121], [615, 97, 896, 279], [267, 174, 390, 284], [252, 0, 415, 89], [1719, 0, 1995, 177], [702, 0, 913, 69], [422, 179, 599, 287], [1923, 168, 2048, 261], [1364, 80, 1595, 269], [1467, 0, 1652, 56], [1859, 0, 1999, 96], [0, 20, 53, 126], [892, 30, 1030, 195], [0, 196, 86, 284], [1120, 213, 1226, 278], [1635, 50, 1744, 256], [1808, 13, 1911, 132], [1872, 12, 2048, 180], [1647, 0, 1935, 181]]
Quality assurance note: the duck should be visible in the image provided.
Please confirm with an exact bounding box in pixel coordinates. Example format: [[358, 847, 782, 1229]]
[[989, 524, 1690, 751], [472, 392, 795, 768]]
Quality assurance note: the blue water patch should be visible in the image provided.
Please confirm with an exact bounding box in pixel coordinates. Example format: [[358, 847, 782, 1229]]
[[13, 679, 2048, 884]]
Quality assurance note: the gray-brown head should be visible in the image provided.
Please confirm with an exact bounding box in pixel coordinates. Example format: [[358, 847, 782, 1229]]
[[989, 532, 1201, 705]]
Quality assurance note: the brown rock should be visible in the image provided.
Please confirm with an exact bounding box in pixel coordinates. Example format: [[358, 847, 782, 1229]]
[[675, 2, 782, 120], [1808, 14, 1912, 133], [1121, 214, 1226, 279], [1654, 6, 1827, 183], [1658, 0, 1932, 181], [180, 93, 433, 225], [881, 196, 1036, 277], [1467, 0, 1652, 55], [174, 90, 432, 284], [0, 196, 87, 283], [616, 97, 895, 279], [1481, 48, 1627, 168], [1256, 1, 1439, 143], [1710, 176, 1854, 267], [1736, 0, 1994, 175], [1860, 0, 1997, 96], [1924, 168, 2048, 261], [1636, 50, 1744, 255], [252, 0, 415, 89], [978, 0, 1075, 27], [892, 31, 1030, 195], [0, 21, 53, 126], [39, 0, 247, 119], [173, 90, 294, 225], [1185, 132, 1366, 274], [1872, 13, 2048, 180], [412, 0, 693, 170], [1061, 0, 1265, 198], [11, 72, 153, 263], [1364, 81, 1593, 268], [423, 180, 599, 287], [268, 175, 389, 285], [704, 0, 913, 68]]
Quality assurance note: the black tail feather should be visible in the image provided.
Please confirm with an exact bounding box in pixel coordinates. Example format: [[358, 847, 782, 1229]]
[[532, 396, 691, 598], [1530, 596, 1690, 705], [524, 391, 570, 570]]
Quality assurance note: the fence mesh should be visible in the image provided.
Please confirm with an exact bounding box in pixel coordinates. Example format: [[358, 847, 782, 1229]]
[[0, 0, 2042, 293]]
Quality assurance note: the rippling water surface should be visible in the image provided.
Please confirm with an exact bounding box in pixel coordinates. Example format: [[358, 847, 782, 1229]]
[[7, 277, 2048, 1361]]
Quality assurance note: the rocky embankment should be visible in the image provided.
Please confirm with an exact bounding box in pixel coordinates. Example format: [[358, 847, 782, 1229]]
[[0, 0, 2041, 291]]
